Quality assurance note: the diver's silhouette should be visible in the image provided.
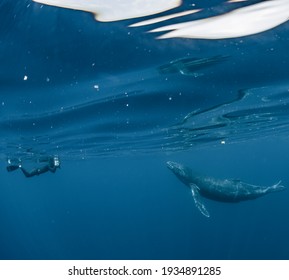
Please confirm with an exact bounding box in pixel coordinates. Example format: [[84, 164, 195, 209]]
[[7, 155, 60, 178]]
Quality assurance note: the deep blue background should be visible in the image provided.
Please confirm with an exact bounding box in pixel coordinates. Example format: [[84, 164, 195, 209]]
[[0, 0, 289, 259], [1, 138, 288, 259]]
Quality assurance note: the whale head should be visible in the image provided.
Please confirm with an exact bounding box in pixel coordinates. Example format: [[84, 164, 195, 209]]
[[166, 161, 188, 178], [167, 161, 193, 186]]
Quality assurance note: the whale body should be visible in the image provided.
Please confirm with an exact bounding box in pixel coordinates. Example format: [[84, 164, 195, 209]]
[[167, 161, 286, 218]]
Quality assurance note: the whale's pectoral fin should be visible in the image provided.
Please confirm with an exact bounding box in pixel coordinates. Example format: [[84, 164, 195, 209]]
[[190, 183, 210, 218]]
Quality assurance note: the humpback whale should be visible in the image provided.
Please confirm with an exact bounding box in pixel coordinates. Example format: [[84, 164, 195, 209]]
[[167, 161, 286, 218]]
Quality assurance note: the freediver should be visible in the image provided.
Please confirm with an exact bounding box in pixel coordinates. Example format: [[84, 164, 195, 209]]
[[6, 155, 60, 178]]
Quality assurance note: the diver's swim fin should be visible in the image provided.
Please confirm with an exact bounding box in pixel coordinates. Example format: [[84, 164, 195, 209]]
[[6, 165, 20, 172]]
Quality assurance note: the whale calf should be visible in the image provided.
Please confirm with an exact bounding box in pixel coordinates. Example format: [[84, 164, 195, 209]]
[[167, 161, 286, 218]]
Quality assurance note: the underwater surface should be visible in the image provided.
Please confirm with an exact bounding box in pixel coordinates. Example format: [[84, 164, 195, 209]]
[[0, 0, 289, 259]]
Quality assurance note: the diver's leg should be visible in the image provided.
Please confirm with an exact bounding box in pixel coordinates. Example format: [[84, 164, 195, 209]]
[[20, 168, 34, 178]]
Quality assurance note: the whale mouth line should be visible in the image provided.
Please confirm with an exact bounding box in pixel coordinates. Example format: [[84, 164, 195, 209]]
[[166, 161, 176, 170]]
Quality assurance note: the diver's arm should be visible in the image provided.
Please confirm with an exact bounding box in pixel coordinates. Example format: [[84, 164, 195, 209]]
[[49, 166, 57, 173]]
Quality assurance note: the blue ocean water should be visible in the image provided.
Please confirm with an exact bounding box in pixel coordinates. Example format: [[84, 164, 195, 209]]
[[0, 0, 289, 259]]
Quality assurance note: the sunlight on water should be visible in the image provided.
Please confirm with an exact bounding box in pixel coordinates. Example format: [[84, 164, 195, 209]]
[[1, 1, 289, 161], [152, 0, 289, 39], [129, 10, 201, 27], [33, 0, 289, 39], [32, 0, 181, 21]]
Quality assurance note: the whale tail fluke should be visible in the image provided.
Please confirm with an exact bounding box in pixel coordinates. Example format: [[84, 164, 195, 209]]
[[267, 180, 286, 193], [263, 181, 286, 194]]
